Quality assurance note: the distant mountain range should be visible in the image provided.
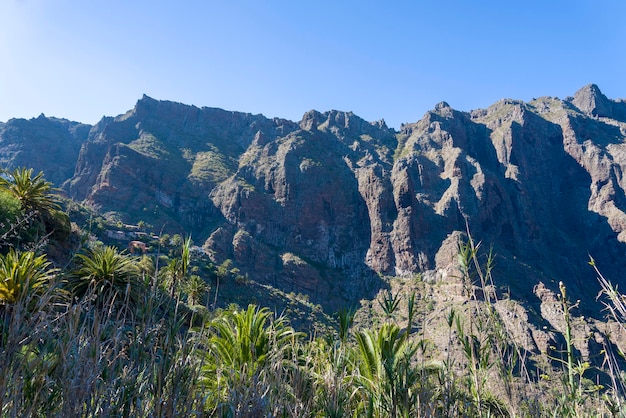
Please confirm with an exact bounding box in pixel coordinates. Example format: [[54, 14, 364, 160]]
[[2, 84, 626, 313]]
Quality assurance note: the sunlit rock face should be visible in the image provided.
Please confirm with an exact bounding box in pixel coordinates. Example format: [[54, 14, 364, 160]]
[[4, 86, 626, 311]]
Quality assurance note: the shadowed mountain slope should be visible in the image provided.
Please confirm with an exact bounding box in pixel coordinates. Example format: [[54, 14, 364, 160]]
[[2, 85, 626, 312]]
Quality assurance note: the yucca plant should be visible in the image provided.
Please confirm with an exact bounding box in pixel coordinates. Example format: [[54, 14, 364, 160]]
[[379, 288, 401, 324]]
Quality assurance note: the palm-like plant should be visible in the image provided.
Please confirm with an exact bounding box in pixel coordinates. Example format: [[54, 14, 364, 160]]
[[355, 323, 422, 417], [210, 305, 279, 369], [181, 236, 191, 279], [182, 275, 207, 306], [379, 288, 401, 323], [136, 254, 155, 283], [160, 258, 183, 296], [71, 246, 141, 304], [337, 306, 355, 344], [160, 236, 192, 298], [199, 304, 301, 414], [212, 258, 233, 307], [0, 168, 59, 214], [0, 249, 55, 306]]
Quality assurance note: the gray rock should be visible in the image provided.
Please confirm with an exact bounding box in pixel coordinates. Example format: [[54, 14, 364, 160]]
[[4, 86, 626, 313]]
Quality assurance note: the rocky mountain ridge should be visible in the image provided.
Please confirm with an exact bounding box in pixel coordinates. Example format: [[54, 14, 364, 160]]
[[2, 84, 626, 313]]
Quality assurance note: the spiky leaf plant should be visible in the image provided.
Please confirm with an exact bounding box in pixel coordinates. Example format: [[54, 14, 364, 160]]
[[0, 167, 59, 214], [0, 249, 55, 306], [71, 246, 141, 306]]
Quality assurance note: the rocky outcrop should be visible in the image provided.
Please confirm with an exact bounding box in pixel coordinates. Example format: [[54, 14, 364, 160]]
[[207, 111, 396, 303], [0, 115, 90, 186], [386, 91, 626, 311], [67, 96, 299, 233], [3, 86, 626, 312], [572, 84, 614, 118]]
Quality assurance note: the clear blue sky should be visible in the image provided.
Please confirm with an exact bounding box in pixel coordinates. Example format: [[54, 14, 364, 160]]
[[1, 1, 625, 129]]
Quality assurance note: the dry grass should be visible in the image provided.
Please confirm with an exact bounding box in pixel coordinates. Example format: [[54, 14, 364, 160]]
[[1, 233, 626, 416]]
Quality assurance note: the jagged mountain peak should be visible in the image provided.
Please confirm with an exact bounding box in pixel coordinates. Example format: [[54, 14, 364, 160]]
[[299, 109, 324, 130], [3, 84, 626, 315], [571, 83, 613, 117], [126, 94, 201, 122], [128, 94, 259, 126], [299, 109, 395, 139], [434, 101, 452, 112], [298, 109, 359, 130], [0, 114, 91, 185]]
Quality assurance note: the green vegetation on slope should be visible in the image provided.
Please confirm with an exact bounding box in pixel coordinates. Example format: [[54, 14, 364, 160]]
[[2, 167, 626, 417]]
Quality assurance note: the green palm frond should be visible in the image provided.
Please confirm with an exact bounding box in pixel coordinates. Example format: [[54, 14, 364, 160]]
[[197, 304, 303, 412], [0, 249, 55, 305], [71, 246, 140, 303], [0, 167, 60, 214]]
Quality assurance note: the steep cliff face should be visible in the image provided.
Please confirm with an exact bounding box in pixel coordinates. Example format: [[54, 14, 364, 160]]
[[202, 85, 626, 308], [387, 91, 626, 305], [0, 115, 90, 186], [207, 110, 396, 302], [3, 85, 626, 311], [67, 95, 299, 233]]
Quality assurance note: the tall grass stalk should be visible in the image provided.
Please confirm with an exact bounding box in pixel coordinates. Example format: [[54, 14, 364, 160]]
[[592, 257, 626, 416]]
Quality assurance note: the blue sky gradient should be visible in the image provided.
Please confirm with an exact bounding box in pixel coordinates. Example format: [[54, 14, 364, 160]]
[[1, 1, 624, 128]]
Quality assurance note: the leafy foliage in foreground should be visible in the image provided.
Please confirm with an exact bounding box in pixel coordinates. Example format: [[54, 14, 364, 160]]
[[0, 167, 70, 253], [0, 249, 55, 306], [2, 168, 626, 416], [0, 167, 59, 214], [70, 245, 141, 305], [1, 236, 624, 417]]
